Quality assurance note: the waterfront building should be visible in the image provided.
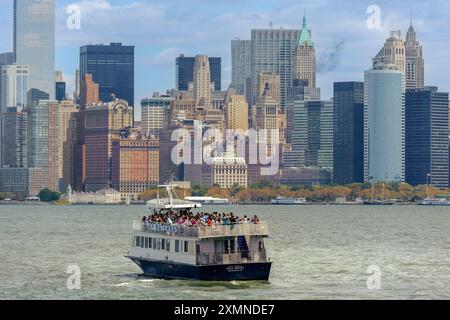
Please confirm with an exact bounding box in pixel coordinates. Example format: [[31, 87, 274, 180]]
[[80, 43, 135, 107], [284, 100, 333, 169], [292, 14, 316, 88], [176, 54, 221, 91], [14, 0, 55, 99], [231, 39, 251, 95], [84, 99, 133, 192], [405, 87, 449, 188], [111, 131, 159, 200], [333, 82, 364, 184], [250, 27, 299, 108], [0, 167, 45, 198], [364, 64, 405, 183], [67, 188, 121, 204], [141, 93, 172, 135], [0, 107, 27, 168], [0, 64, 29, 112], [59, 101, 79, 191], [193, 55, 212, 108]]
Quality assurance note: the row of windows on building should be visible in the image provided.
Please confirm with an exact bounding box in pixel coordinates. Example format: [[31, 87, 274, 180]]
[[133, 236, 190, 254]]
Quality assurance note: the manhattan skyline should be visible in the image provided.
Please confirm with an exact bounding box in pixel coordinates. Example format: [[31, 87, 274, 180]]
[[0, 0, 449, 119]]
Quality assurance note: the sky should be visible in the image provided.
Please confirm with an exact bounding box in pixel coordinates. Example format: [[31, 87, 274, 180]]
[[0, 0, 449, 119]]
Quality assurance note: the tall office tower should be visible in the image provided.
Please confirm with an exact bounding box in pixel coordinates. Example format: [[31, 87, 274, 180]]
[[14, 0, 55, 99], [292, 14, 316, 88], [333, 82, 364, 184], [257, 73, 281, 104], [231, 39, 251, 95], [84, 99, 133, 192], [251, 28, 299, 109], [0, 64, 29, 112], [364, 65, 405, 183], [176, 54, 221, 91], [27, 88, 49, 107], [283, 100, 333, 169], [141, 93, 172, 135], [0, 53, 15, 108], [111, 130, 159, 200], [47, 100, 61, 191], [55, 70, 66, 101], [225, 88, 248, 131], [80, 43, 135, 106], [372, 31, 406, 81], [193, 55, 212, 107], [74, 69, 80, 101], [59, 101, 78, 190], [405, 21, 424, 90], [252, 83, 286, 156], [405, 87, 449, 188], [79, 74, 99, 107], [74, 74, 99, 191], [0, 108, 27, 168]]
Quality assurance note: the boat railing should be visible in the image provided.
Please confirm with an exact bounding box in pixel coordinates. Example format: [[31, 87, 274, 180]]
[[133, 220, 269, 238], [196, 250, 268, 265]]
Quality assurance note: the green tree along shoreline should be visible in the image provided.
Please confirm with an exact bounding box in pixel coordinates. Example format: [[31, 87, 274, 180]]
[[139, 181, 450, 204]]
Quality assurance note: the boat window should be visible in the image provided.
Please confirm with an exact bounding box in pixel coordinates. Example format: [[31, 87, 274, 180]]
[[152, 238, 156, 249], [157, 239, 161, 250], [166, 239, 170, 251], [230, 239, 235, 253], [148, 237, 152, 249], [145, 237, 149, 248], [259, 241, 263, 251], [184, 240, 189, 253], [175, 240, 180, 252], [161, 238, 166, 250], [140, 236, 145, 248], [135, 236, 140, 247], [224, 240, 229, 254]]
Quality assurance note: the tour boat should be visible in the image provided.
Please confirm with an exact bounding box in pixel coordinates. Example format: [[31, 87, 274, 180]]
[[271, 196, 307, 205], [184, 196, 229, 205], [125, 177, 272, 281], [418, 198, 450, 206]]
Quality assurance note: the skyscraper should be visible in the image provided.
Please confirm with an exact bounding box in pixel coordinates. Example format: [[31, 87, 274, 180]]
[[0, 52, 15, 108], [193, 55, 211, 107], [55, 70, 66, 101], [250, 28, 300, 109], [0, 107, 27, 168], [80, 43, 135, 106], [364, 65, 405, 183], [14, 0, 55, 99], [372, 31, 406, 79], [0, 64, 29, 112], [405, 87, 448, 188], [84, 99, 133, 192], [257, 73, 280, 104], [141, 93, 172, 135], [176, 55, 221, 91], [283, 100, 333, 169], [333, 82, 364, 184], [224, 89, 248, 131], [405, 21, 424, 90], [292, 14, 316, 88], [59, 101, 79, 190], [231, 39, 251, 95]]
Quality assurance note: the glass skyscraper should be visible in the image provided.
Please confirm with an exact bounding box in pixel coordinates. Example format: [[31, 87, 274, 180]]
[[405, 87, 449, 188], [80, 43, 135, 107], [364, 65, 405, 183], [14, 0, 55, 99], [333, 82, 364, 184], [250, 29, 300, 109], [231, 40, 251, 95], [175, 55, 221, 91]]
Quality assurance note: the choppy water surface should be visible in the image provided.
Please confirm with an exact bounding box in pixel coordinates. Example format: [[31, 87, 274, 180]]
[[1, 204, 450, 299]]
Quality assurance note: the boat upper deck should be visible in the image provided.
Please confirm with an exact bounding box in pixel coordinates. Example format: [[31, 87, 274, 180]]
[[133, 220, 269, 238]]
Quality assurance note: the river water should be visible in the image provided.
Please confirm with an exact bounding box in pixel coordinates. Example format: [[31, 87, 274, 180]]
[[0, 204, 449, 299]]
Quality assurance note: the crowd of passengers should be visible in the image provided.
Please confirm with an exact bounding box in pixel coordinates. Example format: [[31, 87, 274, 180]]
[[141, 210, 260, 227]]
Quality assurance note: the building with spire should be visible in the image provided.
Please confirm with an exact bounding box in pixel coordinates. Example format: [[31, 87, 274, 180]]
[[193, 55, 212, 108], [405, 19, 424, 90], [292, 14, 316, 88], [372, 30, 406, 79]]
